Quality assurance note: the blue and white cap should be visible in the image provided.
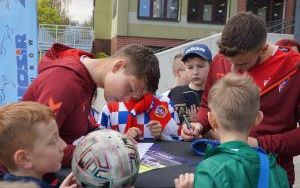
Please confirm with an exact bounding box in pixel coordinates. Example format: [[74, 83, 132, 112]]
[[182, 44, 212, 62]]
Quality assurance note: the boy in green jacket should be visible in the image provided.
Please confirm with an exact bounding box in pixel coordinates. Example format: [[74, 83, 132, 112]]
[[175, 73, 289, 188]]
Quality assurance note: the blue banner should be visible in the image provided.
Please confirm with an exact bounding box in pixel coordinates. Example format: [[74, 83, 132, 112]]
[[0, 0, 38, 106]]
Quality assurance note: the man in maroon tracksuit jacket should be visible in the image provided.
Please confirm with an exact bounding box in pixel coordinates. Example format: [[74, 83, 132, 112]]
[[181, 12, 300, 185], [20, 43, 160, 168]]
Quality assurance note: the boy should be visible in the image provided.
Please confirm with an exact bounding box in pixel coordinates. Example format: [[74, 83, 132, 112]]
[[98, 67, 180, 141], [22, 43, 159, 167], [168, 44, 211, 124], [161, 53, 190, 97], [0, 101, 78, 188], [175, 73, 289, 188], [181, 12, 300, 185]]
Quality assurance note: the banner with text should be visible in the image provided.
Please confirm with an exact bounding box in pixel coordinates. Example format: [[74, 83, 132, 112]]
[[0, 0, 38, 106]]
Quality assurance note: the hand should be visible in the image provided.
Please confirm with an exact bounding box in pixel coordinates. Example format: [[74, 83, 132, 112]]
[[187, 105, 200, 122], [174, 173, 194, 188], [126, 127, 143, 140], [147, 120, 163, 139], [248, 137, 258, 147], [181, 122, 203, 141], [60, 172, 79, 188]]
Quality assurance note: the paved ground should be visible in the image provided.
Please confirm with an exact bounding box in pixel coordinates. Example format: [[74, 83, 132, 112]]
[[294, 156, 300, 188]]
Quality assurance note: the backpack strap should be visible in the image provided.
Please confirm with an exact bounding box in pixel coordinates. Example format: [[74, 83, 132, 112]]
[[254, 147, 269, 188]]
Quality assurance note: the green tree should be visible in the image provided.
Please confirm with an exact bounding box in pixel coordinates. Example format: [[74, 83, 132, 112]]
[[38, 0, 63, 24], [38, 0, 71, 24]]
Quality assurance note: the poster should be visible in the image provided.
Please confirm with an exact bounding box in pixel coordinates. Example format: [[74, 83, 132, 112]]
[[0, 0, 38, 105]]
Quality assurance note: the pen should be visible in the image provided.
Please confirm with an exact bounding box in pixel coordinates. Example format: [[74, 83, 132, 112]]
[[183, 115, 193, 130]]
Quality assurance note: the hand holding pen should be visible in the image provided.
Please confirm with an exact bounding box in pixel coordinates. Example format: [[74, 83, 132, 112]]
[[181, 115, 203, 141], [183, 115, 193, 130]]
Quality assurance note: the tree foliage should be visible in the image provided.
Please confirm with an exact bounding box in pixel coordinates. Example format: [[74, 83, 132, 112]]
[[38, 0, 71, 24], [83, 16, 93, 27]]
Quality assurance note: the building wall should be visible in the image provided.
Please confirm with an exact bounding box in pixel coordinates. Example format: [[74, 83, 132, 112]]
[[125, 0, 224, 40], [94, 0, 237, 54], [111, 36, 184, 54], [93, 0, 113, 54], [93, 0, 295, 54], [94, 0, 112, 39]]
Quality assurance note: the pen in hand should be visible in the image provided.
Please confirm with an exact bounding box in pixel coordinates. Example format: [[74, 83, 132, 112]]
[[183, 115, 193, 131]]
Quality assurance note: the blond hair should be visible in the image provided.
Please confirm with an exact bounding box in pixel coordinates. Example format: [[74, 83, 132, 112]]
[[208, 73, 260, 132], [0, 102, 55, 170], [172, 53, 184, 72]]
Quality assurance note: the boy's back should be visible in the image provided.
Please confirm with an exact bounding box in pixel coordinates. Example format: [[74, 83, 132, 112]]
[[195, 141, 289, 188]]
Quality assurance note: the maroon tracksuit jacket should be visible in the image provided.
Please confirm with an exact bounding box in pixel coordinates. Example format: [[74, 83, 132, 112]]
[[23, 43, 97, 167]]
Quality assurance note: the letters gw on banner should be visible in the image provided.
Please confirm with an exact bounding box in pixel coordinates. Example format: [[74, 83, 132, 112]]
[[0, 0, 38, 106]]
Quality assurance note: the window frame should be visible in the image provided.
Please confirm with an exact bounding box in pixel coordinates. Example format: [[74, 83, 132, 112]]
[[137, 0, 180, 22], [187, 0, 227, 25]]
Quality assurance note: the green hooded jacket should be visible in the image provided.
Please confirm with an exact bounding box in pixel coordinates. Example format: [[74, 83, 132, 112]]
[[194, 141, 289, 188]]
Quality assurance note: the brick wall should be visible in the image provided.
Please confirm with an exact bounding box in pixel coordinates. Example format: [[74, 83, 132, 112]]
[[93, 39, 111, 55], [111, 36, 184, 54]]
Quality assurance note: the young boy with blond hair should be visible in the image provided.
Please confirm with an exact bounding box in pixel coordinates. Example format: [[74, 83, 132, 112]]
[[175, 73, 289, 188], [0, 102, 77, 188]]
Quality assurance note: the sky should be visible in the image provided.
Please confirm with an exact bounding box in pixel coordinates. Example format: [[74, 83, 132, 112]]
[[68, 0, 93, 24]]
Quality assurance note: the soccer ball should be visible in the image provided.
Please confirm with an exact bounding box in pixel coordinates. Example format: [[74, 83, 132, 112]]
[[71, 129, 140, 188]]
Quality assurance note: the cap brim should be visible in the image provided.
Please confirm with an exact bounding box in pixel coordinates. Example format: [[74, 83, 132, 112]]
[[181, 53, 210, 62]]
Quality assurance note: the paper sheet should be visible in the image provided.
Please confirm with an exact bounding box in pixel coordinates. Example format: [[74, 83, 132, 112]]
[[137, 143, 154, 159]]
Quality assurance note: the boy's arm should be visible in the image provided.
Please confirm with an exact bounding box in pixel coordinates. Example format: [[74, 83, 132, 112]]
[[160, 97, 181, 140], [257, 126, 300, 156], [256, 72, 300, 156], [23, 73, 77, 130]]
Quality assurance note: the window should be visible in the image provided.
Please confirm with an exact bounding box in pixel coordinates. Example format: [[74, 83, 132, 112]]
[[138, 0, 179, 21], [188, 0, 227, 24], [247, 0, 284, 32], [247, 0, 283, 22]]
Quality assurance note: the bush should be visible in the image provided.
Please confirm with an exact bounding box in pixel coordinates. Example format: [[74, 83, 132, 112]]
[[95, 52, 108, 59]]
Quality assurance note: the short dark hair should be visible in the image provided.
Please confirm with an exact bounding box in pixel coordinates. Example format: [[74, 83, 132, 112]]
[[218, 12, 267, 56], [113, 45, 160, 93]]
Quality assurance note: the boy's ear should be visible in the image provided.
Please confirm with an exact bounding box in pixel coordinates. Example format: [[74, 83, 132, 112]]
[[208, 111, 218, 131], [254, 111, 264, 126], [112, 60, 125, 73], [13, 150, 33, 169]]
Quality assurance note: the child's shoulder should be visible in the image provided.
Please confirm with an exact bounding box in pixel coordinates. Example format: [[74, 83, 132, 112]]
[[197, 145, 256, 174], [196, 152, 233, 172]]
